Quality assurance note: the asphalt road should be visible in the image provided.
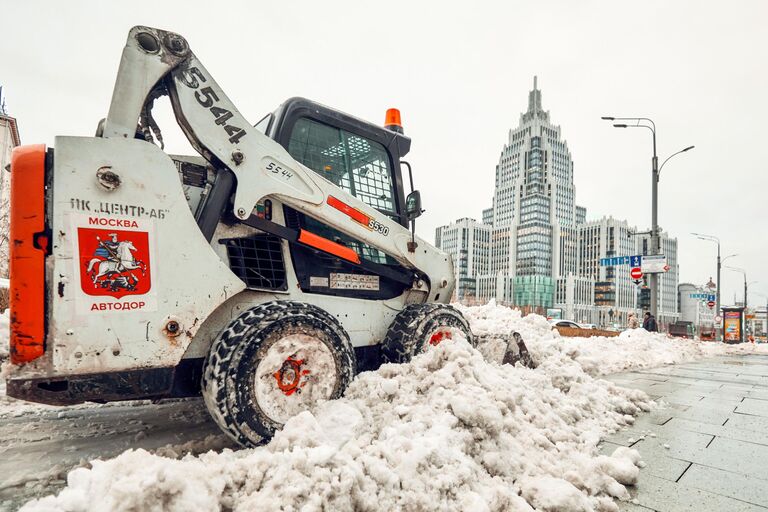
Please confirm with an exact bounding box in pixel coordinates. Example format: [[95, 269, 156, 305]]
[[0, 393, 234, 511]]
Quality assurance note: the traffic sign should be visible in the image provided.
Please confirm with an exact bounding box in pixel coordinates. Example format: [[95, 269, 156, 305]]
[[642, 255, 668, 274], [715, 315, 722, 323], [630, 267, 643, 280], [599, 254, 643, 267], [600, 256, 628, 266], [707, 301, 715, 309], [690, 293, 717, 301]]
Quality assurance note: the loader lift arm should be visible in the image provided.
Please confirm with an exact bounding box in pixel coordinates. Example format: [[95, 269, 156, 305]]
[[99, 26, 451, 297]]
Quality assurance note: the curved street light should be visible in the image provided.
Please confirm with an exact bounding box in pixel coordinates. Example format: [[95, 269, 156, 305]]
[[602, 115, 694, 320], [690, 232, 727, 313], [660, 146, 695, 174], [725, 266, 752, 310]]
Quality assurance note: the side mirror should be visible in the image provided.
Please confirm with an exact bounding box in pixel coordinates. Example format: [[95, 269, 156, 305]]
[[406, 190, 423, 221]]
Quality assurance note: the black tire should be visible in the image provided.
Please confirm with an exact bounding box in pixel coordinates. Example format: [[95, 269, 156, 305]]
[[201, 301, 356, 447], [380, 303, 474, 364]]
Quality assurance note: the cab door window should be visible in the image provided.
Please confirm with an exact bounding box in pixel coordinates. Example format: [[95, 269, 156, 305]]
[[287, 117, 397, 217]]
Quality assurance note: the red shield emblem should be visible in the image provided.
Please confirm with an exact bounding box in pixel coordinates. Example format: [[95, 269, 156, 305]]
[[78, 227, 151, 299]]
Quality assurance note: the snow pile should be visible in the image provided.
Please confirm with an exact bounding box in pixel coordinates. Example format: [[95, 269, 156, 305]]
[[458, 300, 749, 375], [710, 341, 768, 356], [23, 339, 650, 510], [18, 301, 766, 511]]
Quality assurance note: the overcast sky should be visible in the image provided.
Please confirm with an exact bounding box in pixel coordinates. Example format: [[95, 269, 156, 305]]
[[2, 0, 767, 306]]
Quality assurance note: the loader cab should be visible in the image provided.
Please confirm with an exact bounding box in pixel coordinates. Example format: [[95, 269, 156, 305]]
[[257, 97, 412, 228], [255, 98, 416, 300]]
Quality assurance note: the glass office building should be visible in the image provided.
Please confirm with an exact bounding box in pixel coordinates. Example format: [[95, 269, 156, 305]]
[[487, 77, 583, 307]]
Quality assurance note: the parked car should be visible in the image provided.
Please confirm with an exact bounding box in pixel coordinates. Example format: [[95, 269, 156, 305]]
[[668, 321, 694, 339], [550, 320, 581, 329]]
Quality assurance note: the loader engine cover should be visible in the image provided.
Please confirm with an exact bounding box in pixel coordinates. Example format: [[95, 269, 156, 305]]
[[46, 136, 245, 376]]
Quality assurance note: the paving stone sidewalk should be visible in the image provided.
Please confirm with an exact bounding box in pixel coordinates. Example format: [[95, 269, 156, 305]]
[[603, 353, 768, 512]]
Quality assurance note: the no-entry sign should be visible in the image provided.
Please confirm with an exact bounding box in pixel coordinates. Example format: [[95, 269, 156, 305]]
[[707, 300, 715, 309], [630, 267, 643, 280]]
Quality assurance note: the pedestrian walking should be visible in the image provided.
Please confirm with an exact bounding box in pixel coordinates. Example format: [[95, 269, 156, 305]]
[[627, 313, 639, 329], [642, 312, 658, 332]]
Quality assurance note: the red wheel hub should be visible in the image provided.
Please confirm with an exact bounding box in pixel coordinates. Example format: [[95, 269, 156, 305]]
[[273, 357, 311, 396], [429, 329, 452, 346]]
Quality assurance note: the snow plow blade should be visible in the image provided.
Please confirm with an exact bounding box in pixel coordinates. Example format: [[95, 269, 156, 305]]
[[476, 332, 535, 368]]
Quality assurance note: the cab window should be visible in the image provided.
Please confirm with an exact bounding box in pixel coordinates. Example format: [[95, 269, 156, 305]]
[[287, 117, 397, 217]]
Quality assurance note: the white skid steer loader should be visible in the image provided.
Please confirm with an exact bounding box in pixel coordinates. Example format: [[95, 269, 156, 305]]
[[6, 26, 531, 447]]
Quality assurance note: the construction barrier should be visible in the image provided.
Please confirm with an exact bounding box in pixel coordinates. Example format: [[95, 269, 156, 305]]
[[555, 326, 620, 338]]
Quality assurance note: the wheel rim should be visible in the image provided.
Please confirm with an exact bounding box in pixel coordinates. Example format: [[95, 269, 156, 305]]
[[273, 357, 307, 396], [254, 333, 338, 425], [428, 327, 454, 346]]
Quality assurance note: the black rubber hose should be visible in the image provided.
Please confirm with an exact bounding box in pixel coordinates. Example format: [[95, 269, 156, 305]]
[[197, 168, 235, 242]]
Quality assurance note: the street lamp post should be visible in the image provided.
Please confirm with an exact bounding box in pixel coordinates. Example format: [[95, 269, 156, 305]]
[[726, 266, 754, 340], [725, 266, 752, 309], [602, 116, 694, 321], [692, 233, 721, 313], [719, 255, 738, 338], [743, 280, 759, 336], [691, 233, 737, 316], [747, 281, 759, 311]]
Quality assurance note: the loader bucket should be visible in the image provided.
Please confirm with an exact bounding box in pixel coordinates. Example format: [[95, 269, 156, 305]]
[[475, 332, 535, 368]]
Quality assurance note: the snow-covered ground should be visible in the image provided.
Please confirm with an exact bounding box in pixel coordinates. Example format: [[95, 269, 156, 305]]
[[3, 302, 768, 512]]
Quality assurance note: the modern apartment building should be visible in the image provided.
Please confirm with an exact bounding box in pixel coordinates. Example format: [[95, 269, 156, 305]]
[[577, 217, 639, 326], [555, 273, 595, 323], [434, 218, 490, 303], [679, 281, 716, 332], [482, 203, 494, 225]]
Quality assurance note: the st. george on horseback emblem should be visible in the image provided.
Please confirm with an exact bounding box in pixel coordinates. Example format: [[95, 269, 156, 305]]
[[77, 227, 151, 298]]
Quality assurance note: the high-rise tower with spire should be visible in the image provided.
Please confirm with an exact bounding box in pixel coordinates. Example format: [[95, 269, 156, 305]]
[[481, 77, 583, 308], [437, 78, 678, 322]]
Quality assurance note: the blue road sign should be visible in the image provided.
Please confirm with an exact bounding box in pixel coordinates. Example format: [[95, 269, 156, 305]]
[[689, 293, 717, 301], [599, 255, 643, 267]]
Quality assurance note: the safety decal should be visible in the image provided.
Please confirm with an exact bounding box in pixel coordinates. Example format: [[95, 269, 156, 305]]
[[78, 227, 151, 299], [309, 276, 329, 287], [326, 196, 389, 236], [329, 273, 380, 291]]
